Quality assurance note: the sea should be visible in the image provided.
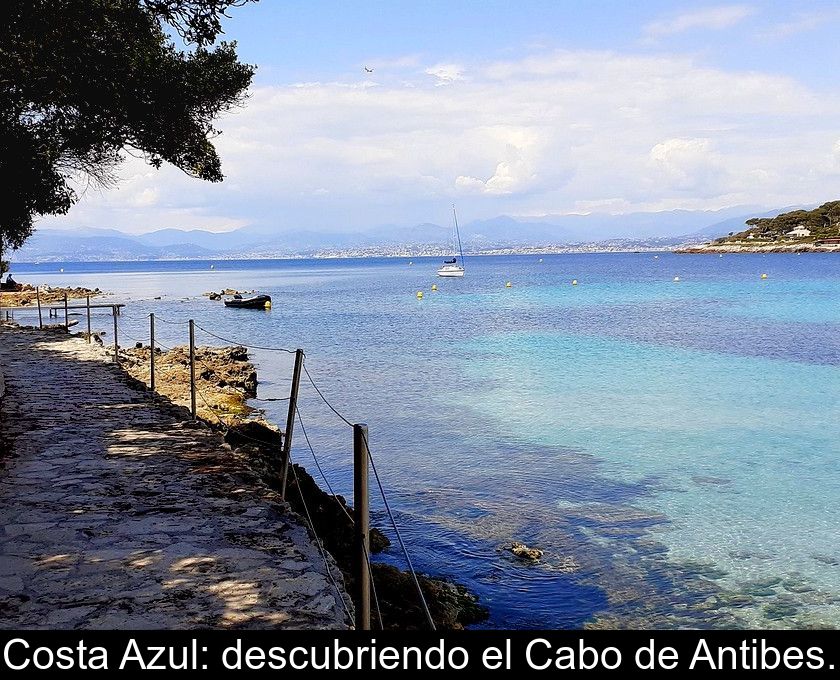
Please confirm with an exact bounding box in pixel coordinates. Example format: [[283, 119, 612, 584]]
[[9, 253, 840, 629]]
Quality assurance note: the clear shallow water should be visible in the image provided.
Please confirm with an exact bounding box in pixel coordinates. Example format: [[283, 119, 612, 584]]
[[10, 253, 840, 628]]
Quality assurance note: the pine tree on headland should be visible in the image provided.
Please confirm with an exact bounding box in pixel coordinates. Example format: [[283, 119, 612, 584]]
[[0, 0, 257, 252]]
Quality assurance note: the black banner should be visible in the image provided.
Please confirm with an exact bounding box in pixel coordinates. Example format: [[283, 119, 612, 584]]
[[0, 631, 838, 675]]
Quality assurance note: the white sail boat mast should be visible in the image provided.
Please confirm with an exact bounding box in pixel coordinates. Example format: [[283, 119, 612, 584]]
[[452, 204, 466, 267], [437, 204, 466, 277]]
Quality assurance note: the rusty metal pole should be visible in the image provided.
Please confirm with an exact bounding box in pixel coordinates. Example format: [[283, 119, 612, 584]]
[[86, 295, 91, 342], [189, 319, 196, 420], [64, 294, 69, 330], [112, 305, 119, 364], [279, 349, 304, 500], [353, 423, 371, 631], [149, 313, 156, 395], [36, 287, 42, 329]]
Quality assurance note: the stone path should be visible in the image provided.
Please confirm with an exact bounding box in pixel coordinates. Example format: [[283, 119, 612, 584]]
[[0, 325, 350, 629]]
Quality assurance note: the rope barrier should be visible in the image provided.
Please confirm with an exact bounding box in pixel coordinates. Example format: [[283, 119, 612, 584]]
[[193, 323, 296, 354], [150, 315, 189, 326], [296, 405, 384, 630], [296, 406, 354, 525], [288, 459, 357, 627], [121, 308, 428, 629], [300, 364, 436, 630], [302, 362, 354, 428], [365, 428, 436, 631]]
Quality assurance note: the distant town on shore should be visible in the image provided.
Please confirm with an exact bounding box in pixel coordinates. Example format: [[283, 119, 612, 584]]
[[10, 202, 839, 263]]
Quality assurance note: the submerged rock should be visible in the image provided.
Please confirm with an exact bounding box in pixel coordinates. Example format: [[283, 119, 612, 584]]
[[506, 541, 543, 561]]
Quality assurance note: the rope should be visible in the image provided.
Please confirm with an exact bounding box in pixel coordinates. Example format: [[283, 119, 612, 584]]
[[296, 406, 354, 524], [116, 328, 146, 346], [300, 365, 436, 630], [296, 405, 383, 630], [364, 428, 436, 631], [193, 323, 296, 353], [150, 315, 189, 325], [302, 362, 354, 428], [289, 460, 357, 627]]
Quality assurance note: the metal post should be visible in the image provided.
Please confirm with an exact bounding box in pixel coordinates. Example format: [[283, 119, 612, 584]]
[[280, 348, 304, 499], [353, 423, 371, 631], [36, 287, 42, 328], [189, 319, 197, 420], [112, 305, 119, 364], [86, 295, 91, 342], [149, 313, 156, 394], [64, 294, 69, 330]]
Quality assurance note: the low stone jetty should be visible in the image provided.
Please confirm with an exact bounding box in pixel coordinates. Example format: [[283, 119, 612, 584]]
[[0, 325, 350, 629]]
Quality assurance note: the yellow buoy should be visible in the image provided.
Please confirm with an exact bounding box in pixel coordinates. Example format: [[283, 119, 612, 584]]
[[431, 284, 438, 291], [505, 281, 512, 288], [673, 276, 680, 282], [265, 300, 272, 309], [761, 273, 768, 279], [572, 279, 578, 286], [416, 291, 424, 299]]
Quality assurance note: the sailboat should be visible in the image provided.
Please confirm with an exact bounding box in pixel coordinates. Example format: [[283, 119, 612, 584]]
[[437, 205, 466, 277]]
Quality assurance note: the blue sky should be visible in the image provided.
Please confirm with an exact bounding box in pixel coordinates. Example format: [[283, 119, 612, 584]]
[[226, 0, 839, 88], [49, 1, 840, 234]]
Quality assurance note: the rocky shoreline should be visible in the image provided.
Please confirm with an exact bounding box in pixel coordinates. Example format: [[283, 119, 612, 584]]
[[0, 284, 103, 306], [118, 340, 488, 629], [675, 243, 839, 254]]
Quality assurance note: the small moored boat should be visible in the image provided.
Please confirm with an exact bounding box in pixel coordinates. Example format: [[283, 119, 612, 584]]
[[224, 294, 272, 309]]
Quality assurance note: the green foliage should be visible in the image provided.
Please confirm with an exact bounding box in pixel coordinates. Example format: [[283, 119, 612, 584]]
[[0, 0, 256, 250], [718, 201, 840, 242]]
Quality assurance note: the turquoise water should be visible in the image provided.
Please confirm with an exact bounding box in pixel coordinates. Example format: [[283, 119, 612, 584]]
[[10, 253, 840, 628]]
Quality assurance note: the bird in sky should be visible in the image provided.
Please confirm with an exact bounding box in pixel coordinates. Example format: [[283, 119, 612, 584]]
[[364, 66, 373, 73]]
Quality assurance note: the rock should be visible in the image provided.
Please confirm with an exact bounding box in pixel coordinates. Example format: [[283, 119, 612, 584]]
[[368, 563, 488, 630], [506, 541, 543, 561], [135, 342, 143, 349], [229, 347, 248, 362]]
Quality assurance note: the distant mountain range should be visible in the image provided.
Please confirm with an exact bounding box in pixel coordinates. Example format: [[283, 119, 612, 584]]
[[9, 206, 797, 262]]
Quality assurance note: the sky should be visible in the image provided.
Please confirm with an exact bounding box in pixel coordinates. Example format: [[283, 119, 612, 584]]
[[46, 1, 840, 234]]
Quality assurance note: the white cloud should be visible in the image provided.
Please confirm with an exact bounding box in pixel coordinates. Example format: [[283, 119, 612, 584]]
[[644, 5, 754, 38], [127, 187, 159, 208], [41, 48, 840, 233], [648, 138, 725, 195], [424, 63, 464, 85]]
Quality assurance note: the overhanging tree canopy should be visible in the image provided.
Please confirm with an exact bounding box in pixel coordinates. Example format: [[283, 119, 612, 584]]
[[0, 0, 256, 251]]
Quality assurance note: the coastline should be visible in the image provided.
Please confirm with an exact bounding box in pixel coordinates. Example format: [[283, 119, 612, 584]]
[[119, 340, 488, 629], [0, 316, 488, 629], [675, 243, 839, 254]]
